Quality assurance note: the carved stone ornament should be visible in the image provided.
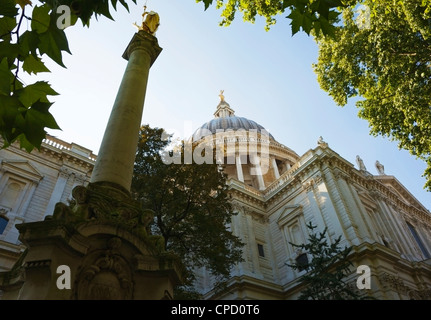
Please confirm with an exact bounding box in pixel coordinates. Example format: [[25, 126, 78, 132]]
[[302, 175, 321, 192], [73, 237, 133, 300], [317, 136, 328, 148], [381, 272, 409, 295], [48, 182, 165, 253]]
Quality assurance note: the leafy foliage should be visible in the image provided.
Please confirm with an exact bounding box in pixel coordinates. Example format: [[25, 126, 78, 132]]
[[0, 0, 136, 152], [288, 222, 360, 300], [313, 0, 431, 191], [131, 125, 244, 299], [1, 0, 370, 154], [196, 0, 356, 35]]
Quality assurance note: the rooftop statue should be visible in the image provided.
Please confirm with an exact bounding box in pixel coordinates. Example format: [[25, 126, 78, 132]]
[[356, 155, 367, 171], [375, 160, 385, 175]]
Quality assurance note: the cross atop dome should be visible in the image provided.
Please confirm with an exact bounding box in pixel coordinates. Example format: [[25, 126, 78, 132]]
[[214, 90, 235, 118]]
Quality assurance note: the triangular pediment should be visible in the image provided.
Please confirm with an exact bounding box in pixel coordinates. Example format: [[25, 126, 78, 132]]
[[374, 175, 429, 212], [0, 160, 43, 182], [277, 204, 303, 227]]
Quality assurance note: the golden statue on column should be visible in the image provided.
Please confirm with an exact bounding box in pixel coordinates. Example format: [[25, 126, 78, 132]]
[[134, 8, 160, 35]]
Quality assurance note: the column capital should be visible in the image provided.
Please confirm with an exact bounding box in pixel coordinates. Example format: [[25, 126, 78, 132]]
[[122, 30, 162, 66]]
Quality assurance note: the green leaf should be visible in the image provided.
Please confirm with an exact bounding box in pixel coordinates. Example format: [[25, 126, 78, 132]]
[[22, 54, 50, 75], [0, 16, 17, 42], [0, 41, 20, 66], [317, 0, 332, 20], [287, 8, 304, 35], [313, 20, 322, 36], [38, 22, 71, 67], [70, 13, 79, 28], [95, 0, 114, 21], [24, 100, 60, 147], [319, 16, 335, 37], [283, 0, 297, 9], [0, 58, 12, 95], [19, 30, 40, 57], [16, 81, 58, 108], [0, 0, 18, 18], [17, 133, 36, 152], [0, 95, 21, 141], [119, 0, 130, 12], [28, 100, 60, 130], [302, 12, 313, 34], [201, 0, 214, 10], [31, 5, 51, 34]]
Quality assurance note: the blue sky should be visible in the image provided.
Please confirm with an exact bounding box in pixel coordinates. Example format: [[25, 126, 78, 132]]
[[31, 0, 430, 209]]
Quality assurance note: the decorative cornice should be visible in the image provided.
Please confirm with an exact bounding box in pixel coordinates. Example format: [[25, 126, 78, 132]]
[[229, 144, 431, 230], [243, 206, 268, 223]]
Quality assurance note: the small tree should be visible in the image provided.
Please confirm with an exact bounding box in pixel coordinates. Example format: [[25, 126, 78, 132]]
[[131, 125, 244, 299], [288, 222, 360, 300]]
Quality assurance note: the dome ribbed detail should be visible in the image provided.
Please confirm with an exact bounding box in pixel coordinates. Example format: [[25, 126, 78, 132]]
[[192, 116, 274, 141]]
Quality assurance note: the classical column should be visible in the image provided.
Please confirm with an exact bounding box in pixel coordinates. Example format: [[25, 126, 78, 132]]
[[236, 154, 244, 182], [286, 162, 291, 171], [271, 158, 280, 179], [44, 168, 69, 217], [90, 30, 162, 192], [250, 154, 265, 190]]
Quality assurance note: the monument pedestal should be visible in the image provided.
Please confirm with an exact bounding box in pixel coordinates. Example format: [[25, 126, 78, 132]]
[[0, 185, 183, 299]]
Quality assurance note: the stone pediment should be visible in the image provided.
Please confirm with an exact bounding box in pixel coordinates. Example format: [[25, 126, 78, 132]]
[[374, 175, 429, 212], [0, 160, 43, 183], [277, 205, 303, 227]]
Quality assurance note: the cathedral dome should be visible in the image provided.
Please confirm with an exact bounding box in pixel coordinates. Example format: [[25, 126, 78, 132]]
[[193, 115, 275, 141], [192, 92, 274, 141]]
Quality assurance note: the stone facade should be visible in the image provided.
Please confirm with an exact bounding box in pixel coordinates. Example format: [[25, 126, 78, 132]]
[[194, 99, 431, 300], [0, 135, 95, 272], [0, 98, 430, 300]]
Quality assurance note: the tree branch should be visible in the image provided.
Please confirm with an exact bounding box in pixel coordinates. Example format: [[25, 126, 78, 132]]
[[12, 7, 27, 93]]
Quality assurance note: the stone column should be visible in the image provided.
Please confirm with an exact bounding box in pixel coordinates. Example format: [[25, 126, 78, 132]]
[[44, 168, 69, 217], [245, 214, 262, 278], [250, 154, 265, 190], [272, 158, 280, 179], [236, 155, 244, 182], [90, 30, 162, 192]]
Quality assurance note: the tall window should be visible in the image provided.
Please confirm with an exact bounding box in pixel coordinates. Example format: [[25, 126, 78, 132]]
[[0, 182, 22, 210], [407, 222, 431, 259], [0, 214, 8, 234], [257, 243, 265, 257]]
